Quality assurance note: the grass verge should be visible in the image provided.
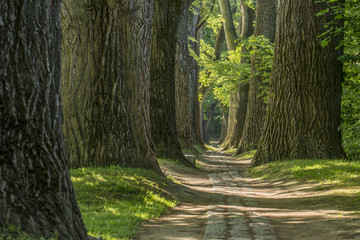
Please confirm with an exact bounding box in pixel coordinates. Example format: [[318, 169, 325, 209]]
[[235, 150, 256, 160], [249, 159, 360, 211], [0, 226, 58, 240], [70, 167, 177, 240], [249, 159, 360, 186]]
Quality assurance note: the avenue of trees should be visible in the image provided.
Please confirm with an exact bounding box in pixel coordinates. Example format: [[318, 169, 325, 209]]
[[1, 0, 359, 238]]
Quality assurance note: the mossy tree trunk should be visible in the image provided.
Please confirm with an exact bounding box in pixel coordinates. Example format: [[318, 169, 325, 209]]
[[61, 0, 162, 174], [252, 0, 346, 166], [237, 0, 276, 154], [0, 1, 89, 238], [150, 0, 193, 165]]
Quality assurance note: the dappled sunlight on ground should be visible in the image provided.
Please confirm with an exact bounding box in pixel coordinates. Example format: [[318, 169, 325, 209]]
[[135, 149, 360, 240]]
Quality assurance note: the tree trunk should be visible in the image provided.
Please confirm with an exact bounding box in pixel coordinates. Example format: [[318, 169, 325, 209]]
[[175, 0, 198, 149], [61, 0, 162, 174], [220, 0, 254, 150], [203, 103, 217, 143], [150, 0, 193, 165], [237, 0, 276, 154], [252, 0, 346, 166], [218, 0, 238, 150], [219, 104, 229, 144], [0, 1, 88, 238], [219, 0, 238, 51], [194, 18, 206, 147]]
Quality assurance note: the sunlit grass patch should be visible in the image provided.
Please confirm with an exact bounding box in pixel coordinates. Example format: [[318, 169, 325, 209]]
[[225, 148, 237, 154], [157, 157, 191, 167], [194, 144, 206, 153], [249, 159, 360, 187], [235, 150, 256, 160], [205, 144, 219, 152], [70, 167, 177, 240], [249, 159, 360, 212]]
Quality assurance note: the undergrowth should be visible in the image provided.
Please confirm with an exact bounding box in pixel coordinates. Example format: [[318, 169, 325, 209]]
[[70, 167, 177, 240]]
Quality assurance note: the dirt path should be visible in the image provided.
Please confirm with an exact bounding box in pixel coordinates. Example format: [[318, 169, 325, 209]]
[[135, 151, 360, 240]]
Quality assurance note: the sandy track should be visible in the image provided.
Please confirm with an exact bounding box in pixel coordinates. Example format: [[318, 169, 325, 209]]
[[135, 151, 360, 240]]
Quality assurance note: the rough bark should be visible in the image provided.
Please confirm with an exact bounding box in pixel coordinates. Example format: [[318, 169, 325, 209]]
[[220, 0, 254, 150], [237, 0, 276, 154], [203, 102, 217, 143], [175, 0, 199, 149], [219, 104, 229, 144], [194, 11, 206, 147], [218, 0, 238, 150], [0, 1, 88, 238], [61, 0, 162, 174], [252, 0, 346, 166], [150, 0, 193, 165], [199, 84, 210, 141]]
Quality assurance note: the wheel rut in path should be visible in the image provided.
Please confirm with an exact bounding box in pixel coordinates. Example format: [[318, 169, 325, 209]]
[[202, 152, 277, 240], [204, 170, 277, 240]]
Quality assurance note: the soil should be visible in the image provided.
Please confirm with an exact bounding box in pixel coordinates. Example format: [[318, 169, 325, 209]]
[[135, 151, 360, 240]]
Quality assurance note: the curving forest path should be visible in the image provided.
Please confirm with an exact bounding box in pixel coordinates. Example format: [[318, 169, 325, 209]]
[[135, 150, 360, 240]]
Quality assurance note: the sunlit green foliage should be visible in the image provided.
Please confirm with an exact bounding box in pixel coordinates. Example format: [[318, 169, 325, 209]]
[[70, 167, 177, 240], [192, 35, 274, 107], [341, 0, 360, 160]]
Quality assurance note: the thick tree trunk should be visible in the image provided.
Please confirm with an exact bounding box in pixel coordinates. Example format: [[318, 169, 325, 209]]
[[221, 93, 239, 149], [194, 23, 206, 147], [218, 0, 238, 150], [252, 0, 346, 166], [150, 0, 192, 165], [199, 84, 210, 142], [219, 104, 229, 144], [0, 1, 88, 238], [203, 103, 217, 143], [237, 0, 276, 154], [175, 0, 198, 149], [61, 1, 162, 174], [220, 0, 254, 150]]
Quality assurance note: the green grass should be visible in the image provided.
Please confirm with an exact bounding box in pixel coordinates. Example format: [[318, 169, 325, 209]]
[[249, 159, 360, 188], [225, 148, 237, 154], [70, 167, 177, 240], [0, 226, 58, 240], [157, 157, 191, 167], [205, 144, 219, 152], [235, 150, 256, 160], [194, 144, 206, 153]]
